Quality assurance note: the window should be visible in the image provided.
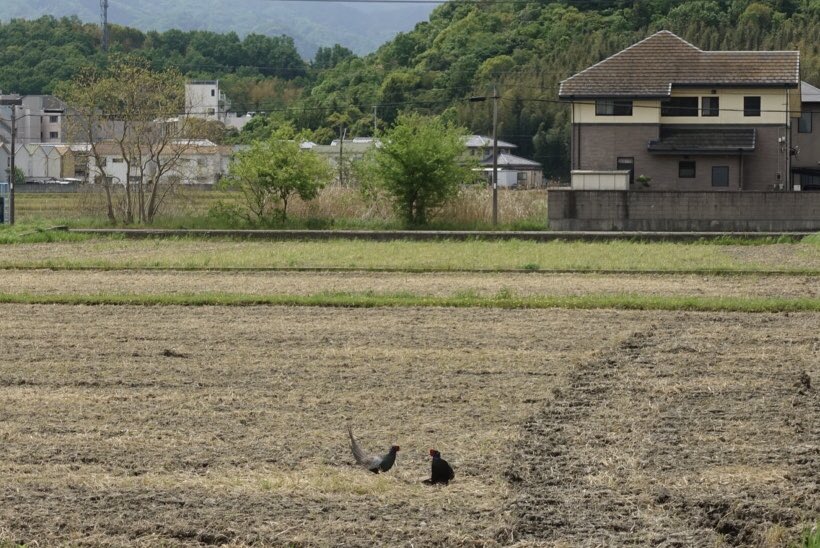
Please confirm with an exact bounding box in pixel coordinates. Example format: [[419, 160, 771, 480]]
[[679, 160, 696, 178], [617, 157, 635, 185], [661, 97, 699, 117], [206, 108, 216, 115], [596, 98, 633, 116], [49, 131, 59, 139], [702, 97, 719, 117], [49, 115, 59, 123], [799, 111, 812, 133], [712, 166, 730, 187], [744, 96, 761, 117], [211, 89, 216, 97], [111, 158, 124, 164]]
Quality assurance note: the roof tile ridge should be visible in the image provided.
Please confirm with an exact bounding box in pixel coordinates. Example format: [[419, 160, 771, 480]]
[[560, 30, 698, 86]]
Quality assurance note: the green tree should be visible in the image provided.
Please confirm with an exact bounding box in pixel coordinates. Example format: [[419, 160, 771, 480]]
[[223, 124, 332, 222], [364, 112, 476, 226]]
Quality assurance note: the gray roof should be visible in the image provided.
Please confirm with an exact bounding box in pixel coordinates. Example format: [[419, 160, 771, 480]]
[[801, 81, 820, 103], [464, 135, 517, 149], [647, 127, 756, 154], [480, 152, 542, 169], [560, 31, 799, 99]]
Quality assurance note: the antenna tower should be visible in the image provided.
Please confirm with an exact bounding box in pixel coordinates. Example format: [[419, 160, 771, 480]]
[[100, 0, 110, 51]]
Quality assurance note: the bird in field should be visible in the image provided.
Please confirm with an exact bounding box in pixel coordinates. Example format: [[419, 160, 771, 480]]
[[348, 426, 399, 473], [423, 448, 455, 485]]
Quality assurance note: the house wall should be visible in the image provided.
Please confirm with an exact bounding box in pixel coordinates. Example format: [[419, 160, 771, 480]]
[[573, 123, 785, 191], [548, 189, 820, 231], [573, 88, 789, 125], [790, 102, 820, 169]]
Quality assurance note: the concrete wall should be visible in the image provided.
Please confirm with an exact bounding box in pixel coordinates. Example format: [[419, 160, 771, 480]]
[[548, 189, 820, 231]]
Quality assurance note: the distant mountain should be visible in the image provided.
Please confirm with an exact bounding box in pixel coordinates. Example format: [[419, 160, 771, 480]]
[[0, 0, 436, 57]]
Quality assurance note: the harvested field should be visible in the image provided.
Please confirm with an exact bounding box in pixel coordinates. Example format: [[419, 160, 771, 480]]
[[0, 239, 818, 271], [0, 269, 818, 299], [0, 304, 817, 546]]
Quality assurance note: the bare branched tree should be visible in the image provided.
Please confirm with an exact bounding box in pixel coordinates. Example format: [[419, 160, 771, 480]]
[[57, 56, 198, 224]]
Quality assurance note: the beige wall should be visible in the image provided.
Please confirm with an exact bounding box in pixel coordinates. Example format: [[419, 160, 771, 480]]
[[573, 88, 791, 126]]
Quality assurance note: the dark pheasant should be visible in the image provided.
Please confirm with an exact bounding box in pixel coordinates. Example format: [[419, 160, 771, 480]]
[[423, 449, 455, 485], [348, 427, 399, 473]]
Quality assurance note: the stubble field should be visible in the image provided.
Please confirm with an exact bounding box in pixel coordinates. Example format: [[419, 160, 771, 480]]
[[0, 238, 818, 546]]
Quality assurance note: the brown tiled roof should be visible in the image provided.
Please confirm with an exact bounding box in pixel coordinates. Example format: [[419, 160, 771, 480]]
[[559, 31, 799, 99], [647, 127, 756, 154]]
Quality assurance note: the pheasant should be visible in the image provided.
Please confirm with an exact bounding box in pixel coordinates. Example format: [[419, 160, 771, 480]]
[[348, 427, 399, 473], [423, 448, 455, 485]]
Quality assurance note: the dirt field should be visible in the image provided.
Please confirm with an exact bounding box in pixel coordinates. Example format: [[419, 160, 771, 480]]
[[0, 269, 818, 300], [0, 304, 817, 546]]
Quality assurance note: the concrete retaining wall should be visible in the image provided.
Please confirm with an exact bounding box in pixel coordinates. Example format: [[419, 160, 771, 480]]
[[548, 190, 820, 231]]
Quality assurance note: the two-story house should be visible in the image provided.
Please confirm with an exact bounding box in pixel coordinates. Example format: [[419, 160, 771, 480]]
[[559, 31, 800, 191]]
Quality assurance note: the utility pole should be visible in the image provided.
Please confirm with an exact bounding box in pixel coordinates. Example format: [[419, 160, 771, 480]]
[[1, 96, 23, 225], [339, 126, 346, 186], [469, 84, 501, 226], [373, 106, 377, 135], [491, 83, 498, 227], [100, 0, 110, 52]]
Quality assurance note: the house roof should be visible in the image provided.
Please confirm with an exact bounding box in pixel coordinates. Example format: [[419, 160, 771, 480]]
[[464, 135, 517, 149], [801, 81, 820, 103], [559, 31, 799, 99], [647, 127, 756, 154], [480, 152, 542, 169]]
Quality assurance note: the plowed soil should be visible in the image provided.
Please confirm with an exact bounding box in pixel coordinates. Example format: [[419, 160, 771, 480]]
[[0, 304, 817, 546]]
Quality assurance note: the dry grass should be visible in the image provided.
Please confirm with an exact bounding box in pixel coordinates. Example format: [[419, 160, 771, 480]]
[[15, 186, 547, 228], [0, 305, 817, 545], [0, 269, 817, 299]]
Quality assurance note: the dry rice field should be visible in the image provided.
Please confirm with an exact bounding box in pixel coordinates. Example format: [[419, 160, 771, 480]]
[[0, 297, 817, 546]]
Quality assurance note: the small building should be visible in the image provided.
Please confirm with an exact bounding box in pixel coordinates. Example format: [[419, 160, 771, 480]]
[[479, 151, 544, 188]]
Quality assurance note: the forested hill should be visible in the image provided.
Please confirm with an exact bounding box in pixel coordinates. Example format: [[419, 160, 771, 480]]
[[0, 0, 434, 56], [289, 0, 820, 178]]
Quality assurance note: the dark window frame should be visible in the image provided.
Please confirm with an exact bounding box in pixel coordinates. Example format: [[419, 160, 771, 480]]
[[596, 98, 633, 116], [702, 96, 719, 117], [712, 166, 730, 187], [799, 111, 812, 133], [679, 160, 696, 178], [744, 96, 761, 117], [49, 115, 59, 123], [661, 97, 699, 117], [616, 156, 635, 186]]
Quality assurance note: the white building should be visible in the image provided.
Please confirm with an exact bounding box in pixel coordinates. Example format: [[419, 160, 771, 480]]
[[87, 140, 232, 186], [184, 80, 249, 131]]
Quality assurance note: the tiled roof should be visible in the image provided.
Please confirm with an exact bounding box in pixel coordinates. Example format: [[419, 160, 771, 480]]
[[647, 127, 756, 153], [559, 31, 799, 98]]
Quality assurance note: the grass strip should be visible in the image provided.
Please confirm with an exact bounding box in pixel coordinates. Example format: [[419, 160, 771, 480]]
[[0, 265, 819, 276], [0, 291, 817, 313]]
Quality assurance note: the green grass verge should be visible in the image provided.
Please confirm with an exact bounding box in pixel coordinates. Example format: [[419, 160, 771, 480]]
[[0, 291, 817, 312]]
